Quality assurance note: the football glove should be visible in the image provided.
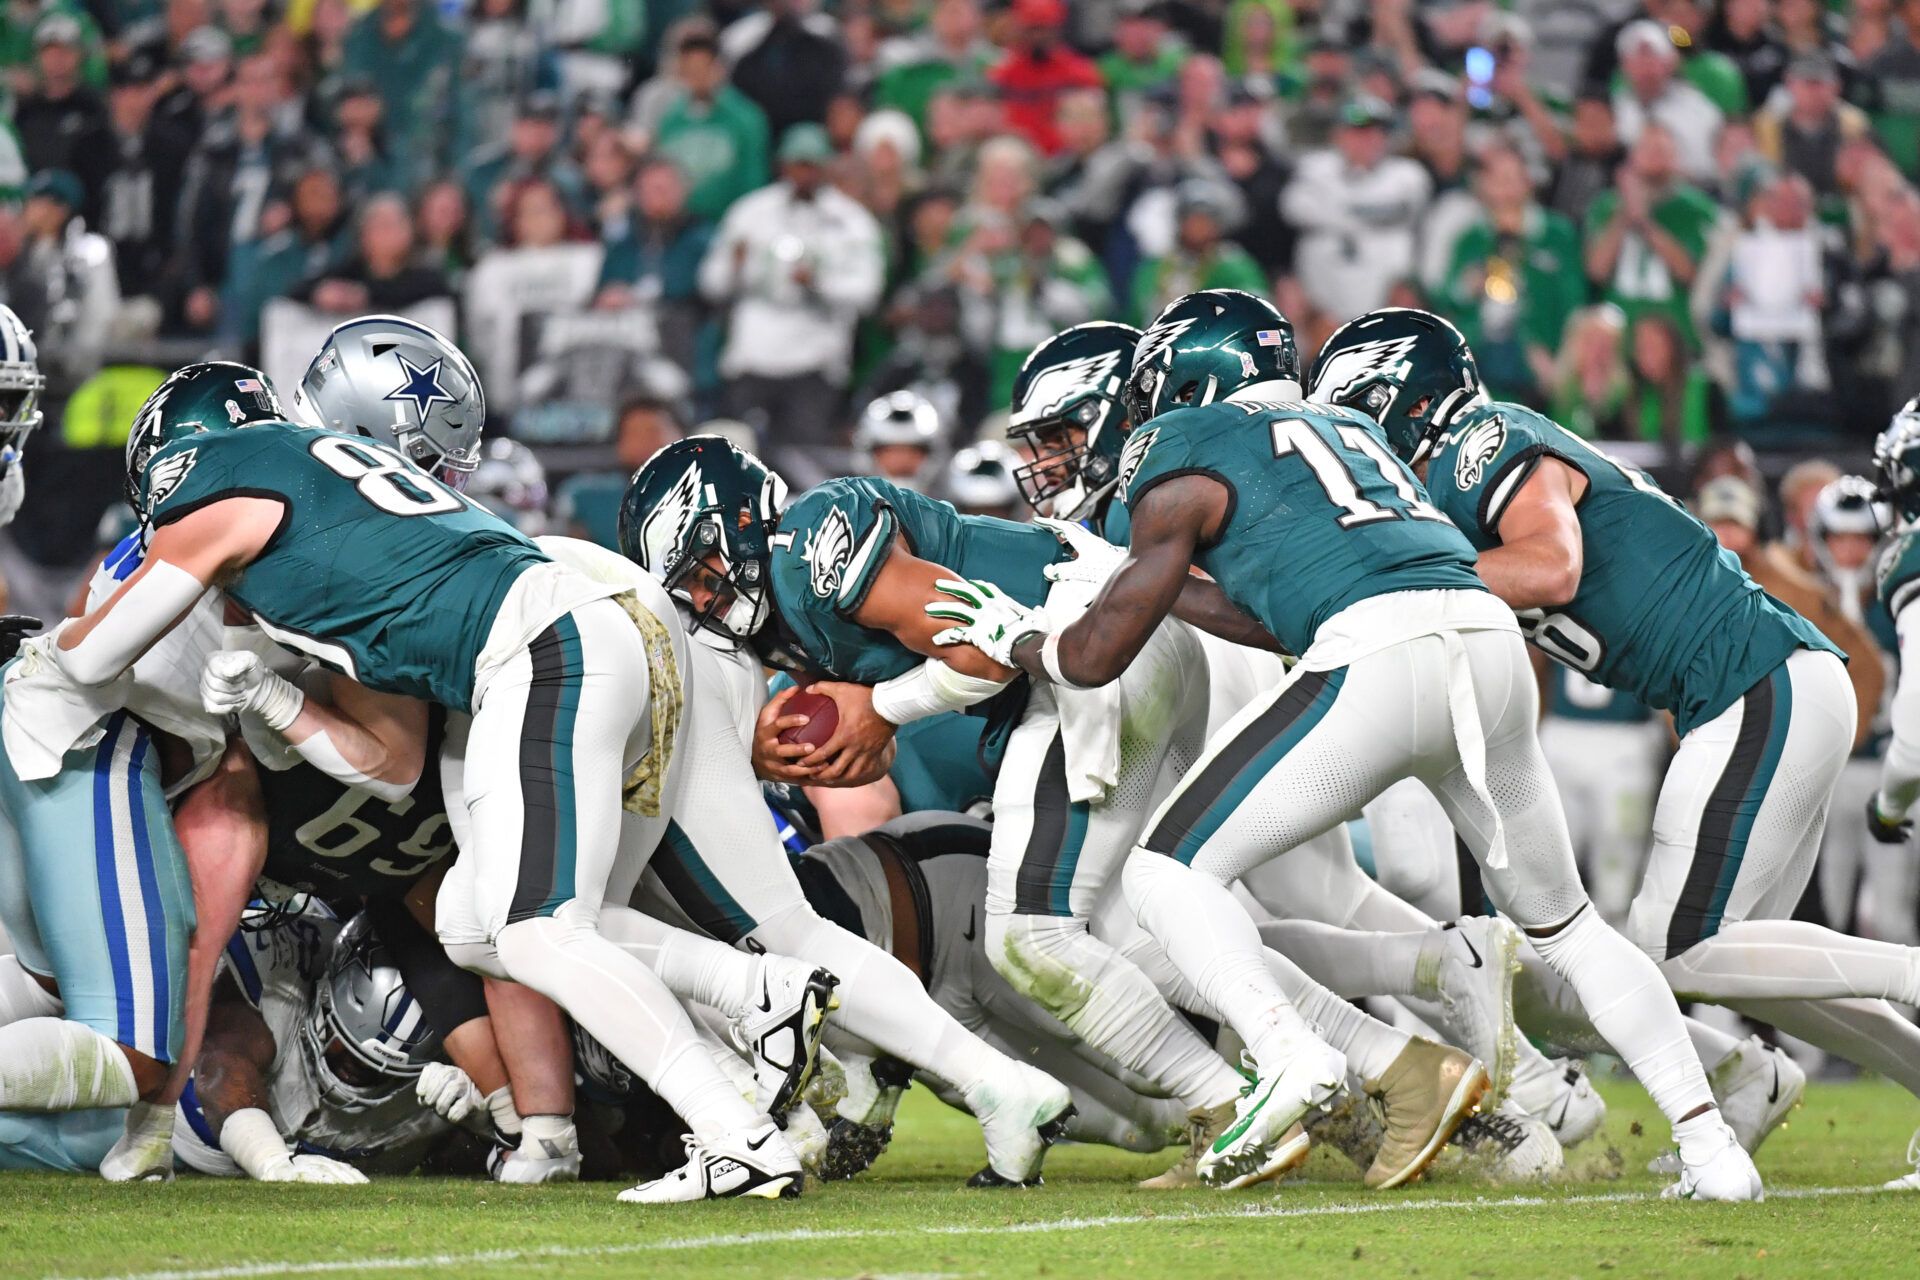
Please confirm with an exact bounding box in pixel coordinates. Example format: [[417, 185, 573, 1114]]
[[99, 1101, 175, 1182], [0, 614, 41, 664], [924, 578, 1046, 667], [1035, 516, 1126, 587], [1866, 793, 1912, 845], [201, 650, 305, 731], [417, 1062, 491, 1135]]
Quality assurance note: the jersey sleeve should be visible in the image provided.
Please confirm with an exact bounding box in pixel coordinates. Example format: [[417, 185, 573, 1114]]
[[1115, 410, 1208, 512], [1430, 405, 1570, 541], [777, 482, 900, 617], [145, 431, 283, 528], [1877, 534, 1920, 623]]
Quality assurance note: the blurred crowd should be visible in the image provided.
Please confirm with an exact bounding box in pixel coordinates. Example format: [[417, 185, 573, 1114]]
[[0, 0, 1918, 575]]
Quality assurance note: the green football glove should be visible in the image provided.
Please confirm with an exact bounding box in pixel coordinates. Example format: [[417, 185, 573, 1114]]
[[925, 578, 1047, 667]]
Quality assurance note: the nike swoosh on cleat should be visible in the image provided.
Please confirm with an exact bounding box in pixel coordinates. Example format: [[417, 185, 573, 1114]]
[[1766, 1061, 1781, 1106], [746, 1131, 775, 1152], [758, 983, 776, 1013], [962, 908, 977, 942], [1458, 931, 1483, 969]]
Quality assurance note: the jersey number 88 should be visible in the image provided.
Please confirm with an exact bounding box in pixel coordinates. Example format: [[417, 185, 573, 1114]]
[[309, 437, 467, 518]]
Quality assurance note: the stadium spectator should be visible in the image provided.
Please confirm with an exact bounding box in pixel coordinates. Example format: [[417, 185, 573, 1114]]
[[1282, 95, 1430, 321], [1612, 20, 1726, 183], [1626, 311, 1724, 449], [293, 191, 449, 313], [1410, 70, 1478, 293], [858, 280, 991, 446], [414, 178, 475, 281], [5, 169, 118, 383], [1128, 180, 1263, 323], [225, 163, 346, 345], [1549, 304, 1632, 439], [1585, 122, 1722, 349], [329, 77, 398, 208], [1278, 36, 1350, 153], [1704, 0, 1790, 107], [452, 0, 557, 167], [989, 0, 1102, 156], [595, 156, 712, 381], [846, 108, 923, 226], [464, 92, 585, 245], [646, 27, 770, 224], [556, 395, 689, 549], [1779, 456, 1844, 560], [151, 25, 232, 153], [1100, 0, 1182, 127], [1209, 82, 1290, 273], [1757, 53, 1875, 198], [1546, 91, 1626, 223], [78, 49, 189, 306], [1708, 167, 1832, 426], [699, 122, 884, 485], [725, 0, 849, 142], [340, 0, 458, 191], [1865, 0, 1920, 175], [13, 15, 106, 176], [872, 0, 995, 132]]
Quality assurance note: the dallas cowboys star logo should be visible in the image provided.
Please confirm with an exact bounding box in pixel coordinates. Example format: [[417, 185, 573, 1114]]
[[384, 353, 456, 421]]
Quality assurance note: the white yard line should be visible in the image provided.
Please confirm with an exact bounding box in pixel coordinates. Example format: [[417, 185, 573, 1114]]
[[46, 1184, 1890, 1280]]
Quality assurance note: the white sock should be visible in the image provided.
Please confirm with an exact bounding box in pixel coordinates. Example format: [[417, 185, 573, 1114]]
[[1127, 854, 1314, 1072], [485, 1086, 522, 1141], [1674, 1108, 1736, 1163], [0, 1019, 139, 1111], [1660, 919, 1920, 1005], [519, 1112, 578, 1154], [494, 916, 758, 1139], [600, 905, 758, 1016], [1525, 906, 1713, 1126], [1258, 919, 1431, 1000], [1266, 949, 1411, 1082], [0, 957, 60, 1026]]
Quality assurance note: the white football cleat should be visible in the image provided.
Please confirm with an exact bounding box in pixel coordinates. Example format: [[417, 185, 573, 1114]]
[[618, 1120, 802, 1203], [1453, 1101, 1564, 1180], [1424, 916, 1522, 1105], [491, 1127, 582, 1184], [1663, 1120, 1764, 1202], [1197, 1040, 1347, 1189], [779, 1100, 830, 1176], [732, 957, 839, 1115], [1883, 1129, 1920, 1190], [965, 1061, 1074, 1186], [1711, 1035, 1804, 1155], [1529, 1058, 1605, 1148]]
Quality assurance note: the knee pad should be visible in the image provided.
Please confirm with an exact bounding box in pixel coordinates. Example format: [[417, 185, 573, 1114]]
[[985, 912, 1098, 1020], [442, 939, 510, 982]]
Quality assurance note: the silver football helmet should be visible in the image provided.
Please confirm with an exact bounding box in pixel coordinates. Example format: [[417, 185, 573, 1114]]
[[295, 314, 485, 484], [854, 390, 941, 489], [1809, 474, 1887, 621], [300, 912, 442, 1115], [0, 305, 44, 465], [944, 439, 1024, 518], [465, 437, 550, 534]]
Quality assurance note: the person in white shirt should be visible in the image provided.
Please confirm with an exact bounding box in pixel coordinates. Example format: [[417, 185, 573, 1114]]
[[1612, 20, 1726, 184], [698, 123, 886, 489]]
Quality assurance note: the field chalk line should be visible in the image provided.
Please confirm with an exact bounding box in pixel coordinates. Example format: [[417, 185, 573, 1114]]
[[43, 1183, 1895, 1280]]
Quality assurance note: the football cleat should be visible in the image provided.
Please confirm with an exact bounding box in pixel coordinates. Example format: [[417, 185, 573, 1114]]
[[1219, 1123, 1311, 1190], [1139, 1101, 1235, 1189], [1883, 1129, 1920, 1190], [836, 1052, 912, 1129], [1509, 1053, 1606, 1149], [1452, 1101, 1565, 1180], [731, 957, 839, 1114], [618, 1121, 802, 1203], [820, 1117, 893, 1181], [778, 1100, 830, 1176], [1663, 1119, 1764, 1202], [1304, 1087, 1386, 1172], [490, 1128, 582, 1184], [1420, 917, 1522, 1106], [966, 1061, 1075, 1186], [1711, 1035, 1804, 1156], [1197, 1040, 1347, 1188], [1365, 1039, 1489, 1189]]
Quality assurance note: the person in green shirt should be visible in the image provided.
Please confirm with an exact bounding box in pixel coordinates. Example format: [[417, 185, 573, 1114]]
[[1625, 311, 1724, 448], [1584, 121, 1724, 349], [651, 29, 770, 223], [1548, 304, 1632, 439], [871, 0, 996, 134], [341, 0, 459, 191], [1439, 144, 1586, 406], [1128, 182, 1265, 324], [1222, 0, 1294, 81], [1097, 0, 1185, 127]]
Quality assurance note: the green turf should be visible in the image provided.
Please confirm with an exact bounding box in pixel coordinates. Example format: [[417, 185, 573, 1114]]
[[4, 1078, 1920, 1280]]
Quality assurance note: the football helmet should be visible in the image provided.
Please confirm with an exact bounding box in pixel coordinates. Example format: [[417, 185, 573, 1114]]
[[1007, 321, 1138, 519], [296, 314, 485, 485], [1308, 307, 1484, 466], [619, 435, 788, 641], [854, 390, 942, 490], [1874, 397, 1920, 525], [944, 439, 1024, 517], [1809, 474, 1886, 605], [0, 305, 44, 467], [465, 437, 550, 535], [300, 912, 442, 1115], [1126, 289, 1301, 427], [125, 362, 289, 524]]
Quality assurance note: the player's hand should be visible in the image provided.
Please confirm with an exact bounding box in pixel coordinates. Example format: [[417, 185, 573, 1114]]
[[201, 650, 305, 731], [752, 682, 819, 782], [1867, 793, 1912, 845], [925, 579, 1046, 667], [417, 1062, 490, 1133], [266, 1154, 368, 1185], [803, 680, 898, 786], [0, 613, 41, 664], [1035, 516, 1126, 587], [99, 1101, 175, 1182]]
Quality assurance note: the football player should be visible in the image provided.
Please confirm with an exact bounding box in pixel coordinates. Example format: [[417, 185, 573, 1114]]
[[931, 290, 1754, 1198], [1313, 311, 1920, 1172], [853, 391, 943, 491], [60, 333, 810, 1201]]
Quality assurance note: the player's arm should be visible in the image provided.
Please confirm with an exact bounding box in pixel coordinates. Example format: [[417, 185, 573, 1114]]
[[1003, 473, 1223, 687], [1171, 574, 1284, 651], [1873, 603, 1920, 839], [1472, 458, 1588, 609], [202, 661, 430, 803], [54, 496, 284, 685]]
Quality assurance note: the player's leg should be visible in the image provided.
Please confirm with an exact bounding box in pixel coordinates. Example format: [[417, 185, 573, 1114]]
[[450, 602, 796, 1199], [1363, 778, 1462, 920], [986, 672, 1245, 1124], [1430, 628, 1751, 1199]]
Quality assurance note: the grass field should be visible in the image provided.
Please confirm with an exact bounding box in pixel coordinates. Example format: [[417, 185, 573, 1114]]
[[5, 1078, 1920, 1280]]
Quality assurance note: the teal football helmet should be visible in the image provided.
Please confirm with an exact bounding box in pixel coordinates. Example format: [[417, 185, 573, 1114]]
[[619, 435, 788, 641], [125, 361, 290, 523], [1307, 308, 1484, 465], [1876, 398, 1920, 524], [1008, 321, 1139, 519], [1124, 290, 1300, 427]]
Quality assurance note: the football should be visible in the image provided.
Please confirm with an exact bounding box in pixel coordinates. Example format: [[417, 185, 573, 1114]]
[[777, 687, 840, 750]]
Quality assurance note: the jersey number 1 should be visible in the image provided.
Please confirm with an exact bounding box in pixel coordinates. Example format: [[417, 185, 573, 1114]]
[[1269, 419, 1446, 528], [309, 437, 466, 517]]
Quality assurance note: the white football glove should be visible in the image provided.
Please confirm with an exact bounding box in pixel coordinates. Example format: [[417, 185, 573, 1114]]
[[0, 453, 26, 529], [924, 578, 1047, 667], [99, 1101, 175, 1182], [201, 649, 305, 731], [417, 1062, 490, 1134], [1035, 516, 1126, 587], [274, 1154, 369, 1185]]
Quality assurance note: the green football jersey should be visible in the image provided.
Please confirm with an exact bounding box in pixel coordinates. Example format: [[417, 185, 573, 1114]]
[[768, 476, 1068, 685], [1117, 398, 1485, 657], [145, 422, 545, 710], [1426, 402, 1840, 736], [1877, 530, 1920, 630]]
